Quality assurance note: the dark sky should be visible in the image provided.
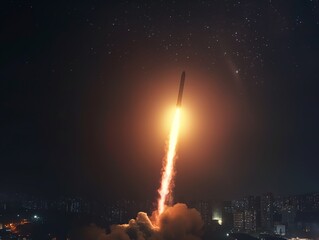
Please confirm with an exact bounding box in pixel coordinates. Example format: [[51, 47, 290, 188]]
[[1, 0, 319, 201]]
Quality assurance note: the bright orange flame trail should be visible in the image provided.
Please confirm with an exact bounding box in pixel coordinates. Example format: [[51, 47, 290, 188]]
[[157, 107, 181, 216]]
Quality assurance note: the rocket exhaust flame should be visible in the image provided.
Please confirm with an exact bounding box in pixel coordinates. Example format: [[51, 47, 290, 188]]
[[157, 108, 181, 215], [72, 72, 205, 240], [157, 72, 185, 218]]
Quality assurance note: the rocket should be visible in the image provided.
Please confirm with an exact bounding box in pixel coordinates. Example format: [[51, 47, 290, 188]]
[[176, 71, 185, 107]]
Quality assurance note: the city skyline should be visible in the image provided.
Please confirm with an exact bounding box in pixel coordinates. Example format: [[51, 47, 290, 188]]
[[1, 189, 319, 239]]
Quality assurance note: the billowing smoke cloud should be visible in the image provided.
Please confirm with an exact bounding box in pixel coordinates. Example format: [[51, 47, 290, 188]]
[[155, 203, 204, 240], [73, 203, 203, 240]]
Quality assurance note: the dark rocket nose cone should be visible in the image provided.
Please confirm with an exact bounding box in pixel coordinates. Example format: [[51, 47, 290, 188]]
[[177, 71, 186, 107]]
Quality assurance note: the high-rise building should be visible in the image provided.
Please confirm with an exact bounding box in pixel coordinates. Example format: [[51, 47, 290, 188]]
[[233, 211, 244, 232], [243, 195, 261, 230], [187, 200, 212, 226], [261, 193, 274, 232], [274, 195, 284, 214], [222, 201, 233, 229], [281, 207, 296, 234], [244, 210, 257, 232], [195, 200, 213, 226], [232, 199, 245, 211]]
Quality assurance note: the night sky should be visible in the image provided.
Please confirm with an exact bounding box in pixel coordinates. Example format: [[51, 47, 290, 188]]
[[1, 0, 319, 201]]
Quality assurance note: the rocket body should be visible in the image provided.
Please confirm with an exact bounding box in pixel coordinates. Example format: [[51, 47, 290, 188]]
[[176, 71, 185, 107]]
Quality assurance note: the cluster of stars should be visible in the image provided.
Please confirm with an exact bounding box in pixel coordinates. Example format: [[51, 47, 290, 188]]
[[12, 0, 318, 90]]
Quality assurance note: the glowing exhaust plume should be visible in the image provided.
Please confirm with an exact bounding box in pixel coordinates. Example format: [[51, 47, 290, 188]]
[[157, 107, 181, 216]]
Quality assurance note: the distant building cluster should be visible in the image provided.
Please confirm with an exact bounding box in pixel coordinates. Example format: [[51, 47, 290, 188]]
[[0, 193, 153, 239], [177, 192, 319, 239], [220, 192, 319, 238], [0, 194, 153, 224]]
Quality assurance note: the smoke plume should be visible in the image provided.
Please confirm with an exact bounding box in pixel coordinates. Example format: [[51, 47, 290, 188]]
[[73, 203, 203, 240]]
